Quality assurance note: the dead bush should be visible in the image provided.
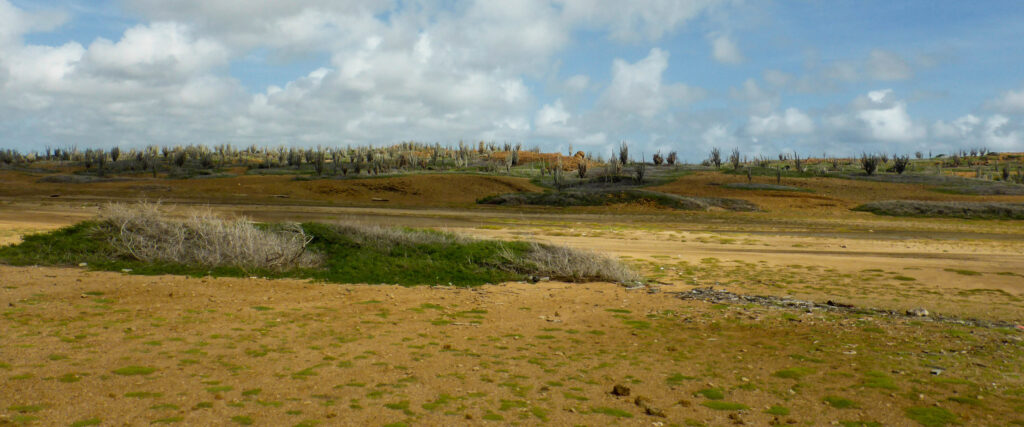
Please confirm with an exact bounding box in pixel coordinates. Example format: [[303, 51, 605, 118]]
[[97, 202, 320, 270]]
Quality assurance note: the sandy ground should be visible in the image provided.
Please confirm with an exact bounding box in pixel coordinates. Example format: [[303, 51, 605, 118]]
[[2, 266, 1022, 426], [1, 171, 1024, 425]]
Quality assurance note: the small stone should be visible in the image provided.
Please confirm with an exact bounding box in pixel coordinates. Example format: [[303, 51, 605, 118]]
[[611, 384, 631, 397], [634, 396, 651, 408], [78, 262, 88, 267], [676, 399, 692, 407], [930, 368, 944, 376], [645, 406, 666, 417], [907, 308, 929, 317]]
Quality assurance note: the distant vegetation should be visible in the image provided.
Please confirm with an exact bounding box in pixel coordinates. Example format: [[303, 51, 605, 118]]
[[479, 189, 757, 211], [1, 141, 1020, 188], [853, 200, 1024, 219], [0, 203, 638, 285]]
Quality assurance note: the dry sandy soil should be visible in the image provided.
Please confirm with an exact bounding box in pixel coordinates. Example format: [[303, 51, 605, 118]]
[[1, 169, 1024, 426]]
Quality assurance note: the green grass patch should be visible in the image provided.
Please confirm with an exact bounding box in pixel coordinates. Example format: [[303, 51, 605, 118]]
[[773, 367, 814, 380], [70, 418, 102, 427], [590, 407, 633, 418], [701, 401, 748, 411], [112, 366, 156, 376], [695, 388, 724, 400], [230, 415, 254, 425], [904, 406, 957, 426], [824, 396, 857, 409], [765, 405, 790, 415], [944, 268, 981, 276]]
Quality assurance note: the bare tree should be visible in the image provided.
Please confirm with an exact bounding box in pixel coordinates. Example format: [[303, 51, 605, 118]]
[[709, 147, 722, 168]]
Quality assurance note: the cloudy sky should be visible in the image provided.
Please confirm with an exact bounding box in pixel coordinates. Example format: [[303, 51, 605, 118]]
[[1, 0, 1023, 160]]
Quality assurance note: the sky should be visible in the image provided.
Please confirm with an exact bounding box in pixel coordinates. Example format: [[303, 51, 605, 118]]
[[1, 0, 1023, 161]]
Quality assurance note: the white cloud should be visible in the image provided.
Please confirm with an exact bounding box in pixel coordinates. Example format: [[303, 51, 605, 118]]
[[709, 33, 742, 64], [730, 79, 777, 115], [865, 49, 912, 81], [557, 0, 724, 41], [747, 108, 814, 136], [600, 48, 701, 118], [0, 0, 67, 47], [536, 99, 571, 128], [564, 74, 590, 92], [84, 22, 228, 81], [853, 89, 925, 142], [989, 87, 1024, 113]]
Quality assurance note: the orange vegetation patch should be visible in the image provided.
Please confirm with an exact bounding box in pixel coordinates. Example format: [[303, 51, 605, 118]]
[[0, 171, 541, 207], [649, 171, 1024, 215]]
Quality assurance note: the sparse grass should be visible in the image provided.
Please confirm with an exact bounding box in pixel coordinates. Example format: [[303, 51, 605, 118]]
[[904, 406, 958, 426], [111, 366, 156, 376], [590, 406, 633, 418], [701, 401, 748, 411], [824, 396, 858, 409], [773, 367, 814, 379], [944, 268, 981, 276], [479, 189, 758, 212], [853, 200, 1024, 219]]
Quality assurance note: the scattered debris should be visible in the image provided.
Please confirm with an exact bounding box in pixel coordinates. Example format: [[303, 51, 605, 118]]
[[675, 287, 1017, 329]]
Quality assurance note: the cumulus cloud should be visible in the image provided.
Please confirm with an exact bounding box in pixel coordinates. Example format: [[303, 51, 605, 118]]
[[989, 87, 1024, 113], [730, 79, 777, 115], [84, 22, 228, 81], [933, 114, 1022, 152], [865, 50, 912, 81], [708, 33, 743, 64], [747, 108, 814, 136], [557, 0, 724, 41], [600, 48, 702, 118]]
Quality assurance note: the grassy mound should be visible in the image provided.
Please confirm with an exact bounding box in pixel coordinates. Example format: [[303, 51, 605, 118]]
[[0, 204, 637, 285], [852, 200, 1024, 219], [478, 189, 758, 212]]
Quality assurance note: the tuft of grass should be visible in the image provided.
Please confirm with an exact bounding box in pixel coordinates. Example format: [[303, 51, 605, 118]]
[[71, 418, 102, 427], [590, 407, 633, 418], [701, 401, 748, 411], [773, 367, 814, 380], [765, 405, 790, 415], [695, 388, 724, 400], [944, 268, 981, 276], [824, 396, 858, 409], [904, 406, 957, 426], [230, 415, 254, 425], [112, 366, 156, 376]]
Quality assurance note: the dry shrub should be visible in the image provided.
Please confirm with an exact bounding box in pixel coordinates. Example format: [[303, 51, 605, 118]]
[[328, 223, 470, 248], [506, 242, 640, 283], [98, 202, 320, 270]]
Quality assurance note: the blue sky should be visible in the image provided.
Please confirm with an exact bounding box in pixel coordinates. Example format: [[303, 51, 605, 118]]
[[2, 0, 1023, 160]]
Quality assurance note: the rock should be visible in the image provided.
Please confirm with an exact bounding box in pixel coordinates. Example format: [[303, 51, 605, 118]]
[[676, 399, 692, 407], [930, 368, 944, 376], [78, 262, 88, 267], [645, 406, 666, 417], [611, 384, 630, 397], [907, 308, 929, 317], [634, 396, 651, 407]]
